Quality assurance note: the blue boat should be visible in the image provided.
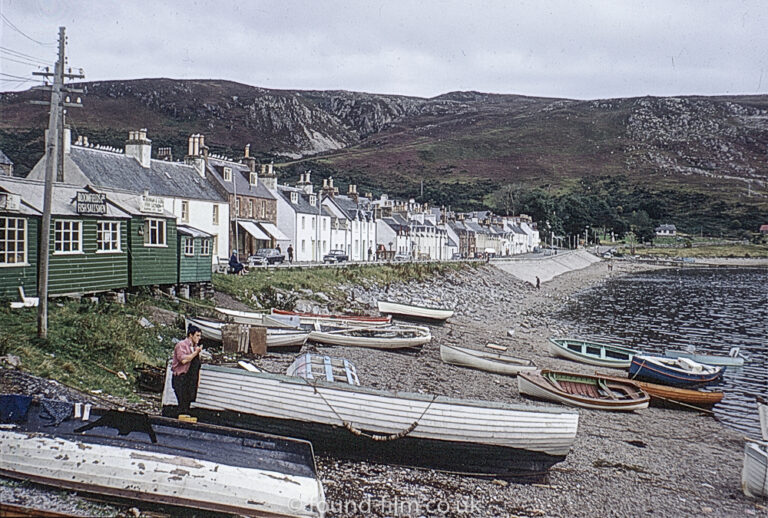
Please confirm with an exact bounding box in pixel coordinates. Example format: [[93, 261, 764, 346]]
[[629, 355, 724, 388]]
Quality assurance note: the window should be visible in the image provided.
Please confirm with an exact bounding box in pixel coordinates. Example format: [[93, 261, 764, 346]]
[[311, 217, 315, 230], [248, 200, 254, 218], [96, 221, 120, 252], [223, 167, 232, 181], [260, 200, 266, 218], [301, 216, 305, 230], [301, 239, 306, 252], [201, 239, 211, 256], [322, 219, 326, 230], [212, 235, 218, 256], [144, 219, 166, 246], [181, 200, 189, 222], [0, 217, 26, 265], [212, 205, 219, 225], [309, 195, 316, 206], [235, 198, 240, 217], [54, 220, 82, 254], [250, 172, 258, 185], [184, 237, 194, 256], [290, 192, 298, 204]]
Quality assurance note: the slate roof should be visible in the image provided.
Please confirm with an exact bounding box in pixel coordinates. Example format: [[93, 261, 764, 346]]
[[275, 185, 323, 215], [207, 158, 275, 200], [381, 216, 409, 232], [0, 149, 13, 166], [655, 224, 677, 231], [0, 177, 129, 218], [464, 221, 488, 234], [331, 194, 374, 221], [67, 147, 225, 202]]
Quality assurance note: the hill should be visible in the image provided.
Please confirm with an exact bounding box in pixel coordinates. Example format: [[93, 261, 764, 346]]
[[1, 78, 767, 236]]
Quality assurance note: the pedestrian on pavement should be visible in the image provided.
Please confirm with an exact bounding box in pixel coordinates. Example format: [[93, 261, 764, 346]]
[[287, 244, 294, 263], [536, 276, 541, 289]]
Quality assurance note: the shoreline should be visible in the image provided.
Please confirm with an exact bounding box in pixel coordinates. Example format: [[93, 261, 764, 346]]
[[1, 259, 763, 517]]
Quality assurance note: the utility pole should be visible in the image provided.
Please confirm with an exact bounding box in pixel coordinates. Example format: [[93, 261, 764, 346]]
[[30, 27, 84, 338]]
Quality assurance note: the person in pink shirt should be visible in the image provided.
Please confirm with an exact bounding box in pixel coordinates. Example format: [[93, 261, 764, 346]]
[[171, 325, 203, 414]]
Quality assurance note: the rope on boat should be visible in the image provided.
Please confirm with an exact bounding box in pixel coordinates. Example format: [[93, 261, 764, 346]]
[[304, 377, 438, 441]]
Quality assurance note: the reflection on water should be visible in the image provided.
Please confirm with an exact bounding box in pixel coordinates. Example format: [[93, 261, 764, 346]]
[[555, 267, 768, 438]]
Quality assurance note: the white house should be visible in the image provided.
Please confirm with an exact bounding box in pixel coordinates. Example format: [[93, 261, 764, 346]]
[[269, 172, 330, 262], [26, 129, 230, 262], [322, 182, 376, 261]]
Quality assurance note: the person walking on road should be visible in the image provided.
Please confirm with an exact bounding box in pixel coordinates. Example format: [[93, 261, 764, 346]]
[[536, 276, 541, 289]]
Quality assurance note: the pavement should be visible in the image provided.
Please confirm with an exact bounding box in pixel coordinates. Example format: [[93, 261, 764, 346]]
[[493, 249, 602, 286]]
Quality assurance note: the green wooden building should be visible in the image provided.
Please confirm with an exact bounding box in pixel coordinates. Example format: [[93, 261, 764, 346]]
[[177, 225, 213, 284], [0, 180, 40, 301]]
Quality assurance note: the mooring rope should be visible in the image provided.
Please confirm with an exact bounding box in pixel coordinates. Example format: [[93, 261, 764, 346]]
[[303, 377, 438, 441]]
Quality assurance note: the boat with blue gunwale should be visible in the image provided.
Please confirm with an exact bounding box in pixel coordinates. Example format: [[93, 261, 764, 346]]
[[629, 355, 724, 388]]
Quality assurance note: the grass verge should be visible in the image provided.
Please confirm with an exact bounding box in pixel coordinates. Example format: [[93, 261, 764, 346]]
[[624, 243, 768, 258]]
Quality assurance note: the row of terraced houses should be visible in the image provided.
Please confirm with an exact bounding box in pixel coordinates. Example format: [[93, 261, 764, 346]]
[[0, 129, 539, 299]]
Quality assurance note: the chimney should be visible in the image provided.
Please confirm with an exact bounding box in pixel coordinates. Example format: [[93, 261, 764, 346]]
[[242, 143, 256, 172], [298, 170, 313, 194], [125, 128, 152, 168], [348, 183, 359, 202], [158, 147, 173, 161], [261, 160, 277, 190], [321, 176, 335, 198]]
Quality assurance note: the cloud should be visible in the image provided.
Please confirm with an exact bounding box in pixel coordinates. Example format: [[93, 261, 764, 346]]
[[1, 0, 767, 99]]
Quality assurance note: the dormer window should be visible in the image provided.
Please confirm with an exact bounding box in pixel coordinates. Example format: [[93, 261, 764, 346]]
[[290, 192, 299, 204], [223, 167, 232, 182], [309, 195, 316, 206], [250, 172, 258, 186]]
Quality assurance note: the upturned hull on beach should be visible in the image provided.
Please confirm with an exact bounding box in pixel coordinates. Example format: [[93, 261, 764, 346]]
[[163, 365, 579, 480], [0, 395, 325, 517], [272, 309, 391, 326], [377, 301, 454, 322], [186, 315, 309, 349], [440, 344, 537, 375], [307, 323, 431, 349]]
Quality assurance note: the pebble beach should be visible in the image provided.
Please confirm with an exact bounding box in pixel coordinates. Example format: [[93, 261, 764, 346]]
[[1, 257, 765, 517]]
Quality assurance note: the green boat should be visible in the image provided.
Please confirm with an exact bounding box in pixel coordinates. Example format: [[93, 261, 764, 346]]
[[548, 338, 640, 369]]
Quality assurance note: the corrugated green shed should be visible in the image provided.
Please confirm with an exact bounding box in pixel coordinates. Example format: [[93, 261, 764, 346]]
[[177, 225, 212, 284], [128, 217, 178, 287]]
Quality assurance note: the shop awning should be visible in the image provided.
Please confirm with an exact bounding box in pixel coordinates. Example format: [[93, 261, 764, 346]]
[[258, 222, 290, 241], [238, 221, 269, 240]]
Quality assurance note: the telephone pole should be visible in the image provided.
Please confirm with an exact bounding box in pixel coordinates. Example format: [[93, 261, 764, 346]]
[[31, 27, 84, 338]]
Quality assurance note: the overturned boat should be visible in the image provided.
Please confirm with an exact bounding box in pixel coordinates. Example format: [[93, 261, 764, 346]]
[[162, 364, 580, 480], [0, 394, 325, 517], [273, 309, 391, 326], [440, 344, 537, 375], [215, 307, 300, 329], [377, 300, 454, 322]]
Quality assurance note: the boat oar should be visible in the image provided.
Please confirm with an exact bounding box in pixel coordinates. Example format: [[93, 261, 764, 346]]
[[648, 393, 716, 415]]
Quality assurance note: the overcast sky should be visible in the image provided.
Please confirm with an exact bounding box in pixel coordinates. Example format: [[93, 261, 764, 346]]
[[2, 0, 767, 100]]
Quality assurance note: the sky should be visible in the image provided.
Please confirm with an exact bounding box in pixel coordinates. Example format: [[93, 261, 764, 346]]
[[1, 0, 768, 100]]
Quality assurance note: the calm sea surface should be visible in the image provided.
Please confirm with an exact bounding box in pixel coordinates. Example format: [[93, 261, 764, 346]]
[[555, 267, 768, 439]]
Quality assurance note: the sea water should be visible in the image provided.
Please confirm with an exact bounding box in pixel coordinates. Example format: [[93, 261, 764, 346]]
[[556, 267, 768, 439]]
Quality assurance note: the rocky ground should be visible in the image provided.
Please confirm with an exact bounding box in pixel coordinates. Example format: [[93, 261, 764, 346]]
[[2, 260, 766, 517]]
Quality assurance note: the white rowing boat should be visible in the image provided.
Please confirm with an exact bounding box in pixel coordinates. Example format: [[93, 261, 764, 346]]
[[272, 309, 391, 326], [440, 344, 537, 375], [0, 394, 325, 517], [377, 300, 454, 322], [186, 315, 308, 349], [162, 364, 579, 480], [307, 322, 431, 349], [215, 307, 300, 329]]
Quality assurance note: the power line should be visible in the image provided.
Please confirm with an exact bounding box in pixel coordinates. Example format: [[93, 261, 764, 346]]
[[0, 14, 56, 46], [1, 55, 46, 67], [0, 71, 36, 80], [0, 46, 50, 65]]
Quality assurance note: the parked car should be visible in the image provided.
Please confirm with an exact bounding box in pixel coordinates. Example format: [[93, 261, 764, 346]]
[[248, 248, 285, 265], [393, 253, 410, 262], [323, 249, 349, 264]]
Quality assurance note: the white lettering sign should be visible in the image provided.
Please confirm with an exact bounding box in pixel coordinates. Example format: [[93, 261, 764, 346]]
[[76, 192, 107, 214], [140, 194, 164, 214]]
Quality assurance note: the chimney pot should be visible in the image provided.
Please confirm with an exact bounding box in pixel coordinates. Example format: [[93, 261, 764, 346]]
[[245, 144, 250, 157]]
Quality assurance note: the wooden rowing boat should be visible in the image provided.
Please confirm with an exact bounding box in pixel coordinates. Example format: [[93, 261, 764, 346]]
[[215, 307, 300, 329], [186, 315, 309, 350], [0, 394, 325, 517], [629, 355, 724, 388], [742, 441, 768, 498], [273, 309, 391, 326], [377, 300, 454, 322], [548, 338, 639, 369], [635, 380, 724, 410], [759, 396, 768, 441], [306, 322, 431, 349], [518, 370, 650, 411], [664, 348, 745, 367], [162, 364, 580, 480], [440, 344, 537, 375]]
